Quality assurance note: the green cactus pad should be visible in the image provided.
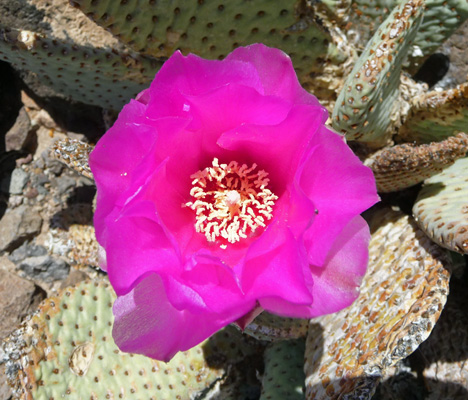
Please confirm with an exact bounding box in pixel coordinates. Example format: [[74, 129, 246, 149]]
[[243, 311, 309, 342], [332, 0, 424, 147], [350, 0, 468, 67], [70, 0, 332, 84], [259, 339, 306, 400], [366, 133, 468, 192], [201, 325, 261, 367], [413, 156, 468, 254], [0, 26, 162, 109], [3, 279, 232, 399], [407, 0, 468, 71], [204, 352, 263, 399], [349, 0, 398, 46], [398, 83, 468, 144], [305, 208, 451, 399]]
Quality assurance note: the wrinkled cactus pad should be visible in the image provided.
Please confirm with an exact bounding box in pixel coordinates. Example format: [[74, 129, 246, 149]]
[[366, 133, 468, 193], [377, 273, 468, 400], [52, 138, 94, 179], [413, 156, 468, 254], [304, 208, 451, 400], [407, 0, 468, 70], [243, 311, 309, 342]]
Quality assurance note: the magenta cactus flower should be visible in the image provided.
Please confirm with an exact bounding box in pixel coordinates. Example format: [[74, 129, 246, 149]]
[[89, 44, 379, 361]]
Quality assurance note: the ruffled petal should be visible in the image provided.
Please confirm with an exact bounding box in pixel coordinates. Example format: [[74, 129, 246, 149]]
[[259, 297, 315, 318], [260, 215, 370, 318], [300, 126, 379, 267], [237, 220, 313, 305], [163, 252, 248, 314], [218, 104, 327, 189], [184, 83, 292, 136], [113, 273, 255, 361], [307, 214, 371, 317], [273, 181, 317, 239], [90, 100, 157, 241], [146, 51, 262, 119], [105, 200, 181, 296], [226, 44, 323, 109]]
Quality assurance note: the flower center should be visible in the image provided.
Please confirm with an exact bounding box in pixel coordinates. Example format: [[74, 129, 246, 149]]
[[185, 158, 277, 248]]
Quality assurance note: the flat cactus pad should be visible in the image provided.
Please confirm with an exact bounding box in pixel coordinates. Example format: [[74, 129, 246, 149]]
[[398, 82, 468, 144], [304, 208, 451, 399], [332, 0, 424, 147], [413, 156, 468, 254], [260, 339, 306, 400], [243, 311, 309, 342], [71, 0, 332, 85], [0, 26, 162, 109], [2, 279, 231, 399], [366, 133, 468, 193]]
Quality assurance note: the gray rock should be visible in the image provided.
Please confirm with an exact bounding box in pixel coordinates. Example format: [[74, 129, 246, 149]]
[[46, 160, 64, 176], [0, 268, 45, 340], [8, 242, 47, 263], [56, 176, 76, 194], [33, 173, 49, 195], [8, 168, 29, 195], [5, 106, 36, 152], [0, 206, 42, 252], [34, 157, 45, 170], [18, 255, 70, 282]]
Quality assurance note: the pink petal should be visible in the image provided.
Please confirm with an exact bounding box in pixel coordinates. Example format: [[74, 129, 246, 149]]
[[237, 220, 314, 305], [145, 51, 262, 119], [184, 83, 292, 136], [259, 297, 316, 318], [113, 273, 255, 361], [300, 126, 379, 267], [260, 215, 370, 318], [307, 215, 371, 317], [104, 200, 181, 296], [273, 181, 317, 239], [226, 44, 323, 108], [90, 100, 156, 240], [218, 104, 327, 190], [163, 252, 248, 314]]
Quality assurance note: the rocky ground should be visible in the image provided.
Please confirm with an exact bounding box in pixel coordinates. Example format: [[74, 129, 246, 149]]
[[0, 60, 106, 399]]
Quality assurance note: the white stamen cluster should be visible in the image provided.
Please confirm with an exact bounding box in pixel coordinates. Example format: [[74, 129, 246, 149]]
[[185, 158, 277, 247]]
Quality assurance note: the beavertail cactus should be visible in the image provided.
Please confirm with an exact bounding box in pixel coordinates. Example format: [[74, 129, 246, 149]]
[[1, 0, 468, 398], [2, 279, 260, 399], [332, 0, 424, 147]]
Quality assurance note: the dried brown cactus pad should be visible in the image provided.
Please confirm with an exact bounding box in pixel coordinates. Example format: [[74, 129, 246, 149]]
[[366, 133, 468, 193], [378, 274, 468, 400], [304, 208, 451, 400], [52, 138, 94, 179]]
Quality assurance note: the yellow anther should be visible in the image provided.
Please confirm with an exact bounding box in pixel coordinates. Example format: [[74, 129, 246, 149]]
[[185, 158, 277, 247]]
